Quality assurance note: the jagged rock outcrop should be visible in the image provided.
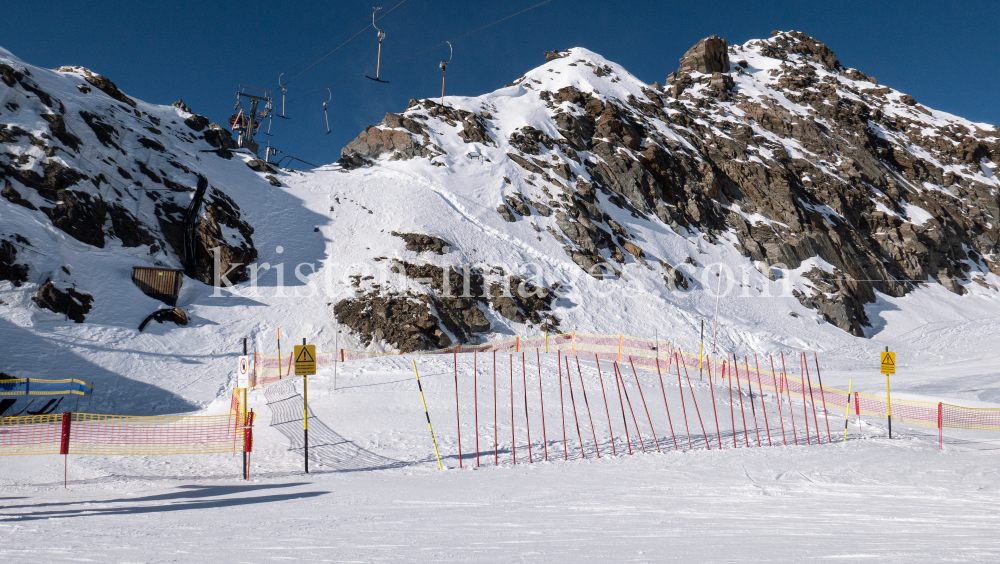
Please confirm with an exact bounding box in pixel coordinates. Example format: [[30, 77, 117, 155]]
[[0, 237, 29, 286], [391, 232, 451, 254], [32, 281, 93, 323], [677, 34, 730, 74]]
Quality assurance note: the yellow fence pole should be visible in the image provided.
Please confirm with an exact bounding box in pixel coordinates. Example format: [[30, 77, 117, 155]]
[[844, 379, 853, 442], [412, 360, 443, 470]]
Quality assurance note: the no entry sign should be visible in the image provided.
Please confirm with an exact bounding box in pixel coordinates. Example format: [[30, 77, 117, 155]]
[[237, 355, 250, 388]]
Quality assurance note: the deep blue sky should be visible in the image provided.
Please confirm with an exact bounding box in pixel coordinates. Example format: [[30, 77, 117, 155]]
[[5, 1, 997, 168]]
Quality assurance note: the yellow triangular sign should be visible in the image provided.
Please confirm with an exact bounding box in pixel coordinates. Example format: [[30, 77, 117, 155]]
[[296, 346, 315, 363], [880, 351, 895, 375]]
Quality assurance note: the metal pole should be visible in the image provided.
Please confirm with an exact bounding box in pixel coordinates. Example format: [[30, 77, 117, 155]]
[[243, 338, 248, 480], [712, 264, 723, 352], [303, 338, 309, 473], [699, 320, 704, 381], [886, 346, 892, 439], [412, 360, 444, 469]]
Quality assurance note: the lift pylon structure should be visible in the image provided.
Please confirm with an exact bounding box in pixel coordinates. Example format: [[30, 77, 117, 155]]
[[230, 86, 273, 155]]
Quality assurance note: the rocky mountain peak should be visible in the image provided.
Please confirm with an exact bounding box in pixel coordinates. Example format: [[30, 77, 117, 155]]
[[336, 34, 1000, 339], [677, 34, 730, 75]]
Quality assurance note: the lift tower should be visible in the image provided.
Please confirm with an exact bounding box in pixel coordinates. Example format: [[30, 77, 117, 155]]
[[230, 86, 273, 156]]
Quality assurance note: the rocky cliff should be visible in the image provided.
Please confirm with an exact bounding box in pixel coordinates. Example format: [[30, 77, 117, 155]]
[[0, 47, 260, 321], [338, 31, 1000, 338]]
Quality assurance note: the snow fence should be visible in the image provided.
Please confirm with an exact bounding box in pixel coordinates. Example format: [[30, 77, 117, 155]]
[[0, 393, 251, 457], [251, 331, 1000, 436]]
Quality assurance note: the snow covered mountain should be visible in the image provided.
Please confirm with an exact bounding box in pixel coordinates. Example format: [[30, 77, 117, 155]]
[[335, 31, 1000, 339], [2, 32, 1000, 412]]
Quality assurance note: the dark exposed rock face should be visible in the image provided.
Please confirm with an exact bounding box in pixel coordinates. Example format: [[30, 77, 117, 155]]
[[203, 123, 237, 151], [334, 294, 453, 352], [338, 100, 495, 168], [172, 99, 193, 113], [184, 114, 209, 131], [246, 159, 275, 174], [32, 281, 93, 323], [678, 34, 730, 74], [55, 66, 137, 107], [184, 189, 257, 286], [391, 232, 450, 254], [0, 239, 29, 286], [335, 256, 561, 351], [533, 31, 999, 336]]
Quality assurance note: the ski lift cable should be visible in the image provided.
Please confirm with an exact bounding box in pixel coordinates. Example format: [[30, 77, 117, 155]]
[[282, 0, 412, 88], [258, 14, 374, 88], [284, 0, 558, 105]]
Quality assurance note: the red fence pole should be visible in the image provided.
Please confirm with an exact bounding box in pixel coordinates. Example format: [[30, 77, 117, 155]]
[[616, 363, 646, 453], [780, 352, 798, 445], [674, 353, 693, 449], [733, 354, 750, 447], [536, 349, 548, 461], [595, 356, 617, 455], [576, 357, 600, 458], [797, 353, 812, 445], [768, 356, 787, 446], [855, 391, 862, 437], [523, 353, 532, 463], [726, 361, 737, 448], [613, 360, 632, 455], [454, 349, 461, 468], [744, 355, 762, 448], [60, 412, 71, 488], [655, 358, 679, 451], [628, 357, 660, 452], [706, 359, 723, 449], [564, 356, 586, 459], [510, 354, 516, 465], [813, 353, 833, 443], [680, 354, 711, 450], [474, 351, 480, 467], [938, 402, 943, 450], [558, 350, 567, 460], [754, 355, 772, 447], [803, 353, 822, 445]]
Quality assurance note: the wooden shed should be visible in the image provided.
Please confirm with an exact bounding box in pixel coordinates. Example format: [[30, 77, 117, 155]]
[[131, 267, 184, 306]]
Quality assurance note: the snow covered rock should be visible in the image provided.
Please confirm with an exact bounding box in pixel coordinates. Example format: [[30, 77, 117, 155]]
[[0, 48, 261, 301]]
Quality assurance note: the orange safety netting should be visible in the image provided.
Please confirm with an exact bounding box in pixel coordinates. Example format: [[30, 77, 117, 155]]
[[250, 331, 1000, 433], [0, 412, 249, 456]]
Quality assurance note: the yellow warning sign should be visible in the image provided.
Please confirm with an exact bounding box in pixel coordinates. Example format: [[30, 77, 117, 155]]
[[294, 344, 316, 376], [880, 351, 895, 375]]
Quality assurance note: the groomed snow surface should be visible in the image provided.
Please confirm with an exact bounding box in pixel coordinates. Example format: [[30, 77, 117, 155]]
[[2, 352, 1000, 562]]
